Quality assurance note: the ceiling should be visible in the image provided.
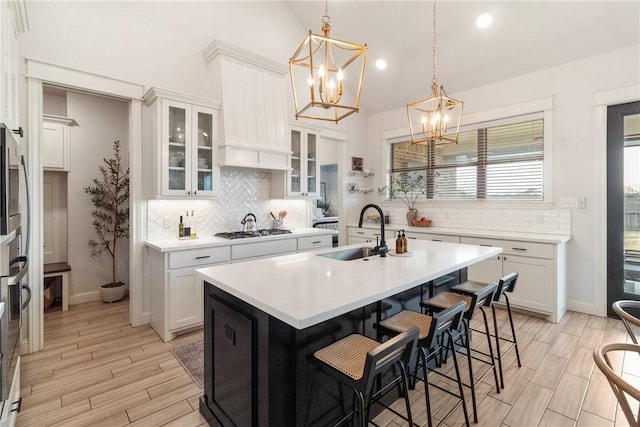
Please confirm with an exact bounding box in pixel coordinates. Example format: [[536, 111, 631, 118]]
[[285, 1, 640, 115]]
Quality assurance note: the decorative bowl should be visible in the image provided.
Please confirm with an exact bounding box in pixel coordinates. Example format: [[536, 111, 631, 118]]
[[413, 219, 432, 227]]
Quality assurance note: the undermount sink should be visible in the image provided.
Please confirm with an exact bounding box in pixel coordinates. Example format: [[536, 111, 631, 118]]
[[318, 247, 378, 261]]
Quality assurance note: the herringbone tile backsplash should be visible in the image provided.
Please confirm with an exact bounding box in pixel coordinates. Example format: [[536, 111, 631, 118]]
[[147, 168, 310, 240]]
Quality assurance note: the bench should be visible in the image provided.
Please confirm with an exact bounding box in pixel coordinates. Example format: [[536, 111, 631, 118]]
[[44, 262, 71, 311]]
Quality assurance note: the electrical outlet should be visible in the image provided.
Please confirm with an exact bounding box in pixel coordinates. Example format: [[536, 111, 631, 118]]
[[163, 218, 172, 229], [560, 197, 586, 209]]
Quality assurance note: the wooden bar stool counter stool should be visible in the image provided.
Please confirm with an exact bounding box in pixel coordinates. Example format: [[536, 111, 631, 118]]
[[304, 327, 419, 427], [612, 299, 640, 343], [421, 281, 499, 423], [377, 300, 470, 427]]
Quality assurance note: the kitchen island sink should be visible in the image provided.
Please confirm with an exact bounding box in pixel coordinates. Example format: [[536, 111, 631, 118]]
[[316, 246, 378, 261]]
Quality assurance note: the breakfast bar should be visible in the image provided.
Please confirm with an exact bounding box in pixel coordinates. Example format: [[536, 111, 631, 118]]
[[196, 239, 501, 426]]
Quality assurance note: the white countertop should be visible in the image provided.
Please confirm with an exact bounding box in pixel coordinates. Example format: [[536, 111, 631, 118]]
[[349, 223, 570, 244], [196, 239, 501, 330], [144, 227, 334, 252]]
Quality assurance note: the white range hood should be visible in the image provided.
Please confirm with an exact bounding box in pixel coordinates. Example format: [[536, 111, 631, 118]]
[[202, 40, 291, 171]]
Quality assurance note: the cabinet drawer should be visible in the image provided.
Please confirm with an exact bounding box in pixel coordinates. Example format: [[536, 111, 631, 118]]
[[404, 231, 460, 243], [298, 235, 333, 251], [169, 246, 231, 269], [347, 227, 381, 240], [232, 238, 297, 260], [461, 237, 554, 259]]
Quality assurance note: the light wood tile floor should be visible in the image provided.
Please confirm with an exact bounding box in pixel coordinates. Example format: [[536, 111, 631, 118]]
[[16, 299, 638, 426]]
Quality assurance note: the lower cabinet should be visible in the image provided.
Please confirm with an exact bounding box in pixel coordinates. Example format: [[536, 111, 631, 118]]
[[146, 245, 231, 342], [462, 237, 566, 322]]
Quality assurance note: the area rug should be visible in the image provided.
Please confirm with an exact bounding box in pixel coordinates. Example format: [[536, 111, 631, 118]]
[[171, 339, 204, 388]]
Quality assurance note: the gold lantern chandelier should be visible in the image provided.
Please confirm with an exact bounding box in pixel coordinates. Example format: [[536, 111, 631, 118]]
[[289, 0, 367, 123], [406, 0, 463, 145]]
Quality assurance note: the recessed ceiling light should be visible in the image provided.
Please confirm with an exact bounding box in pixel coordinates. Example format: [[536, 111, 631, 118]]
[[476, 13, 493, 29], [375, 59, 387, 70]]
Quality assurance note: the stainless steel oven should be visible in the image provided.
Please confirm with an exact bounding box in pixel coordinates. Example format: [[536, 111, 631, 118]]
[[0, 226, 27, 414], [0, 124, 21, 236]]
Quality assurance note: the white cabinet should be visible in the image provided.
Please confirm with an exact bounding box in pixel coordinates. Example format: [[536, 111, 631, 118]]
[[298, 234, 333, 252], [461, 236, 566, 323], [0, 0, 27, 130], [404, 231, 460, 243], [143, 88, 221, 198], [347, 227, 382, 245], [272, 126, 320, 199], [146, 245, 231, 342], [231, 238, 297, 262], [42, 115, 77, 171]]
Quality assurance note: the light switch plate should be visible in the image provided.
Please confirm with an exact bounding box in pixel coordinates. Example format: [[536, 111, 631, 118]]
[[163, 218, 172, 229]]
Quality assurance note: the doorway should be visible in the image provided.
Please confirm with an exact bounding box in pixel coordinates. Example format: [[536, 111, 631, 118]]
[[607, 101, 640, 316]]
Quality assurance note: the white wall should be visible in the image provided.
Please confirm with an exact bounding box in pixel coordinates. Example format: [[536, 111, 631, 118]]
[[366, 44, 640, 316], [66, 92, 129, 302]]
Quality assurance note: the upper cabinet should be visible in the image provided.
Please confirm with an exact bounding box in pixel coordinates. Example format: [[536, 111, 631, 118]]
[[0, 0, 28, 129], [143, 88, 221, 198], [272, 126, 319, 198], [202, 40, 291, 170], [42, 115, 77, 171]]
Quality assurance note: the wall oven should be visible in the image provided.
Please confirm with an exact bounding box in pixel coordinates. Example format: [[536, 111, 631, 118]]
[[0, 225, 27, 415], [0, 124, 21, 236]]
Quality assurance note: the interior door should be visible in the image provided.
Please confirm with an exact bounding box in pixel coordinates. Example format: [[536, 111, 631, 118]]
[[42, 171, 67, 264], [607, 101, 640, 316]]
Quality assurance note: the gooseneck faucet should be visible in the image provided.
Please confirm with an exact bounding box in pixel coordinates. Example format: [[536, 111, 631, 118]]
[[358, 204, 387, 257]]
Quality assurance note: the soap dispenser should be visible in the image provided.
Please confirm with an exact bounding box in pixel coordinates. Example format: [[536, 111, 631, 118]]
[[395, 231, 404, 254], [402, 230, 408, 252]]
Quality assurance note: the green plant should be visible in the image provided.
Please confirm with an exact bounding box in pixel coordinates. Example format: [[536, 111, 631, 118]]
[[378, 173, 425, 210], [84, 140, 130, 287]]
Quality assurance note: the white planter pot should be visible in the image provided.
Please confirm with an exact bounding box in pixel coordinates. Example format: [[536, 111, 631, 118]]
[[100, 282, 127, 303]]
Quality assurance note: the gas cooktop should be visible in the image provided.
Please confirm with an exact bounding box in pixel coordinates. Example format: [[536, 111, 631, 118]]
[[214, 229, 292, 239]]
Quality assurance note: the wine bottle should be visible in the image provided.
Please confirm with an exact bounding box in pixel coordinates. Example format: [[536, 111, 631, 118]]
[[179, 215, 184, 238]]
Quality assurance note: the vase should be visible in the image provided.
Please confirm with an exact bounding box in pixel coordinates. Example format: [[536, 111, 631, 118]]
[[406, 208, 418, 226]]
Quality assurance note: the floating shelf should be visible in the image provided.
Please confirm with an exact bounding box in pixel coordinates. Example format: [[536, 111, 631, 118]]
[[348, 170, 374, 178]]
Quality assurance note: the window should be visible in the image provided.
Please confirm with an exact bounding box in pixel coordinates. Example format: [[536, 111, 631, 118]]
[[387, 115, 544, 201]]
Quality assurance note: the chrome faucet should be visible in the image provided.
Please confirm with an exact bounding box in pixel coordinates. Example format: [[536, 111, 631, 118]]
[[358, 204, 387, 257]]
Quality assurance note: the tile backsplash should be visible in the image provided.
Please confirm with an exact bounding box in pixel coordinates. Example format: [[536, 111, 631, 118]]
[[147, 168, 310, 240], [380, 205, 571, 235]]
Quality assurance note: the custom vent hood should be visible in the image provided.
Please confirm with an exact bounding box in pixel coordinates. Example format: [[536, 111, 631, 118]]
[[202, 40, 291, 170]]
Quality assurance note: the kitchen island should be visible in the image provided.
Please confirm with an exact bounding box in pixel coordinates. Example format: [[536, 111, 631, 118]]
[[196, 239, 501, 426]]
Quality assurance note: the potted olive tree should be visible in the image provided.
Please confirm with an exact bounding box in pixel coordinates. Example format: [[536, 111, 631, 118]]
[[378, 173, 426, 225], [84, 140, 130, 303]]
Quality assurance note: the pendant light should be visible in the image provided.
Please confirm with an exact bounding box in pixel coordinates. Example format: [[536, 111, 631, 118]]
[[406, 0, 463, 145], [289, 0, 367, 123]]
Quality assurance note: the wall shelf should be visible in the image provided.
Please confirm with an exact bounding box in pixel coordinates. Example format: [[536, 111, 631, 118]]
[[348, 170, 374, 178]]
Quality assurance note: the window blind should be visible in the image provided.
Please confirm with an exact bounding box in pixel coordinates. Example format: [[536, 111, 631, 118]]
[[388, 116, 544, 201]]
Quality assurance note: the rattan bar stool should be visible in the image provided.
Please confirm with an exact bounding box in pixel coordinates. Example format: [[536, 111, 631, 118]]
[[420, 281, 499, 423], [612, 300, 640, 344], [377, 300, 469, 427], [304, 327, 419, 427], [451, 272, 521, 389]]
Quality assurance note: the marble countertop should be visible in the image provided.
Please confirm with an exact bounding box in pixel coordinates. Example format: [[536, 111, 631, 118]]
[[348, 223, 570, 244], [144, 227, 334, 252], [196, 239, 501, 329]]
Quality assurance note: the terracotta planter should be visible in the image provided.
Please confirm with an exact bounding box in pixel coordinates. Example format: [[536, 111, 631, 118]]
[[406, 208, 418, 226], [100, 282, 127, 303]]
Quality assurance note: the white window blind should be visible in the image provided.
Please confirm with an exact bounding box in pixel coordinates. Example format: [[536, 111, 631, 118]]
[[388, 116, 544, 201]]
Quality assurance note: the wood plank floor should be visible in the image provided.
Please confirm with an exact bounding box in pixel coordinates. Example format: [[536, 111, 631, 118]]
[[17, 299, 635, 426]]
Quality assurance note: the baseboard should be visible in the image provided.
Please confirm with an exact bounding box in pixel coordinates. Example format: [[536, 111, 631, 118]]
[[20, 338, 29, 355], [69, 291, 101, 305], [142, 311, 150, 325], [567, 300, 604, 317]]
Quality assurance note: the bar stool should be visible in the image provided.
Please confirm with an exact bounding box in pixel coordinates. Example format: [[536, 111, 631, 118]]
[[612, 300, 640, 344], [377, 300, 469, 427], [304, 327, 419, 427], [421, 281, 499, 423]]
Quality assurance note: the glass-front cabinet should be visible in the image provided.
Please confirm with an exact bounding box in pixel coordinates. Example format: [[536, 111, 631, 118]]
[[288, 126, 319, 197], [162, 99, 216, 197]]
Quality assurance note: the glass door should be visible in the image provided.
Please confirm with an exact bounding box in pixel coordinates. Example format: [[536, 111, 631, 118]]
[[306, 132, 317, 195], [167, 103, 188, 193], [194, 109, 214, 195], [607, 101, 640, 315], [290, 129, 302, 194]]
